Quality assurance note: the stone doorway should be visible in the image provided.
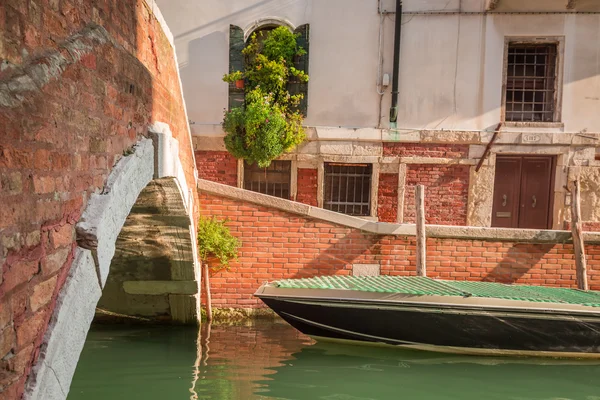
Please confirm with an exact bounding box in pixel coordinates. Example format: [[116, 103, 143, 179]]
[[492, 155, 555, 229]]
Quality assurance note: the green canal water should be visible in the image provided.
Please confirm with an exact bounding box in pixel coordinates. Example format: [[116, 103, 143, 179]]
[[69, 320, 600, 400]]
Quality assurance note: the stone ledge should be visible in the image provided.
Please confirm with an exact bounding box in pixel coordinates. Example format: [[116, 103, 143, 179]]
[[192, 129, 600, 151], [198, 179, 600, 244], [123, 280, 198, 295]]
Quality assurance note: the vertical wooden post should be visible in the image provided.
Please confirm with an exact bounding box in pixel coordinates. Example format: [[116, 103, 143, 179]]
[[416, 185, 427, 277], [202, 261, 213, 321], [570, 179, 588, 291]]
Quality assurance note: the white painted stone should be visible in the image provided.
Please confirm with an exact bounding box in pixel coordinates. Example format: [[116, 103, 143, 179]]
[[149, 123, 192, 212], [24, 248, 101, 400], [352, 142, 383, 157], [192, 135, 226, 151], [382, 130, 420, 142], [315, 127, 382, 141], [319, 141, 353, 155], [296, 140, 318, 154], [352, 264, 380, 277]]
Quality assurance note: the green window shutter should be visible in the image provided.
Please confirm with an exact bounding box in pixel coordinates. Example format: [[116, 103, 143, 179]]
[[288, 24, 309, 116], [229, 25, 245, 110]]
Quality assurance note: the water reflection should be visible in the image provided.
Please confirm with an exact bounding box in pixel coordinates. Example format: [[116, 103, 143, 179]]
[[70, 320, 600, 400]]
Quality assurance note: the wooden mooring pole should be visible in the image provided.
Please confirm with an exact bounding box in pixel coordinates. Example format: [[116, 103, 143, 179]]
[[570, 178, 589, 291], [416, 185, 427, 277], [202, 261, 213, 321]]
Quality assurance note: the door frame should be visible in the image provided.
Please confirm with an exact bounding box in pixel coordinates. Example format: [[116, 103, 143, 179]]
[[493, 154, 556, 230]]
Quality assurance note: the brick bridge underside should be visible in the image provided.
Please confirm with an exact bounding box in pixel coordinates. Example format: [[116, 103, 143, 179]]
[[0, 1, 200, 399]]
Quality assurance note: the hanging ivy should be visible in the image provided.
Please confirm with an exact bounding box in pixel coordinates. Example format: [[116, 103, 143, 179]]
[[222, 26, 309, 168]]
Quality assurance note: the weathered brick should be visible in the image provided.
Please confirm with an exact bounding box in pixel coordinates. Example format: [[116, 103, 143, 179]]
[[1, 260, 39, 294], [1, 326, 16, 359], [0, 302, 11, 331], [30, 275, 58, 312], [0, 172, 23, 195], [195, 151, 238, 186], [7, 344, 33, 376], [296, 168, 317, 206], [403, 164, 469, 226], [378, 173, 398, 223], [43, 247, 70, 275], [32, 175, 55, 194], [50, 224, 74, 248], [16, 309, 48, 348]]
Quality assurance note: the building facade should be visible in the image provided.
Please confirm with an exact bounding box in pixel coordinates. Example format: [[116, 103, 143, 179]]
[[158, 0, 600, 231]]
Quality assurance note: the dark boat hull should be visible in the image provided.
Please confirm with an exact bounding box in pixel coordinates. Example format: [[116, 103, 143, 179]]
[[256, 287, 600, 357]]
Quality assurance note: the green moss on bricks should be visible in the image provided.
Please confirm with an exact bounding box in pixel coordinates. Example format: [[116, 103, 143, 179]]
[[200, 307, 277, 324]]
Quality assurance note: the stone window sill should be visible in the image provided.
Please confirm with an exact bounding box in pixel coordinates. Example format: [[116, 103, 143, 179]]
[[502, 121, 564, 130]]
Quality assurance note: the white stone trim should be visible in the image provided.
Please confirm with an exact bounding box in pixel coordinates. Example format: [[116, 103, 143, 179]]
[[237, 159, 244, 189], [24, 249, 102, 400], [75, 138, 155, 287], [192, 128, 600, 147], [243, 17, 296, 41], [198, 178, 600, 244], [397, 163, 407, 223], [370, 163, 380, 219], [290, 160, 298, 201]]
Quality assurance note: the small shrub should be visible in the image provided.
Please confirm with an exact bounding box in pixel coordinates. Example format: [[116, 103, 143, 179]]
[[197, 216, 240, 270]]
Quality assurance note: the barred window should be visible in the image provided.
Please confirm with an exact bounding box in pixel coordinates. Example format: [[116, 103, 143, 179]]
[[505, 43, 558, 122], [324, 163, 372, 216], [243, 160, 291, 199]]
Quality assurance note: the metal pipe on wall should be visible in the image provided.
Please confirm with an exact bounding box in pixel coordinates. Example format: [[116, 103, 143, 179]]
[[389, 0, 402, 126]]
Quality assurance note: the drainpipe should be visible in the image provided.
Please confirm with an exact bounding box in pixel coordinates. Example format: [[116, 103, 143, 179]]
[[389, 0, 403, 127]]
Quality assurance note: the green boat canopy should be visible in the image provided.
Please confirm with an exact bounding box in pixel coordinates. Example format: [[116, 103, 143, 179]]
[[273, 275, 600, 308]]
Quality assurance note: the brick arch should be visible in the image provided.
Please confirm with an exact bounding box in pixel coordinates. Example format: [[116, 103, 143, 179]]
[[23, 128, 200, 400]]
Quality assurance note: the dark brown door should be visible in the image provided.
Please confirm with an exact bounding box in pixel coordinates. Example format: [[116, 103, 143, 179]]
[[492, 156, 554, 229]]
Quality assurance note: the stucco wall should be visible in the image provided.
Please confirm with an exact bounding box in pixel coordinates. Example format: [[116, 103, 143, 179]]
[[157, 0, 600, 134]]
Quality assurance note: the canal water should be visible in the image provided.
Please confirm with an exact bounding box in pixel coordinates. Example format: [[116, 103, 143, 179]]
[[69, 319, 600, 400]]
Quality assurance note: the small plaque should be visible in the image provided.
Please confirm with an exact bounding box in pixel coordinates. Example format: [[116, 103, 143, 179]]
[[522, 134, 541, 143], [496, 211, 511, 218]]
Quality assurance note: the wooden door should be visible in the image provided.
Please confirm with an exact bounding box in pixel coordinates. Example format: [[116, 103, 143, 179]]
[[491, 157, 521, 228], [492, 156, 554, 229]]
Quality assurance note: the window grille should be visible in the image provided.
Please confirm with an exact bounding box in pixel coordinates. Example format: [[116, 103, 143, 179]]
[[505, 43, 558, 122], [324, 163, 372, 216], [243, 160, 291, 199]]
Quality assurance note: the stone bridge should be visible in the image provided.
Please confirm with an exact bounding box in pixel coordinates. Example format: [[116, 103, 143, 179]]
[[0, 1, 200, 399]]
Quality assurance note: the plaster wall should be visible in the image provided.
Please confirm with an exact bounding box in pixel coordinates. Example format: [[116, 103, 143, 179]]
[[158, 0, 600, 135]]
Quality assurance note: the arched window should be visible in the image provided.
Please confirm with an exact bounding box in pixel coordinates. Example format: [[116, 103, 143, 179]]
[[228, 23, 310, 116]]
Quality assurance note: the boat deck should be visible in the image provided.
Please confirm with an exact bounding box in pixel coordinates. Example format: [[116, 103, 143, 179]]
[[272, 276, 600, 308]]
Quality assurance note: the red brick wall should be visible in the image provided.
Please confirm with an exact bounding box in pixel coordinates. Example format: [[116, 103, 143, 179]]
[[195, 151, 238, 186], [296, 168, 318, 206], [378, 173, 398, 222], [383, 143, 469, 158], [0, 1, 197, 397], [584, 223, 600, 232], [403, 165, 470, 226], [199, 192, 600, 309]]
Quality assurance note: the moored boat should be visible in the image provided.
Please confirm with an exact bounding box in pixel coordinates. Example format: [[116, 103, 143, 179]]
[[254, 276, 600, 358]]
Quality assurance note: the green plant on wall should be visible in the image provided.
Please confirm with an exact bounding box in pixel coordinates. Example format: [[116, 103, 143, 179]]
[[197, 216, 240, 270], [222, 26, 309, 168], [197, 216, 241, 321]]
